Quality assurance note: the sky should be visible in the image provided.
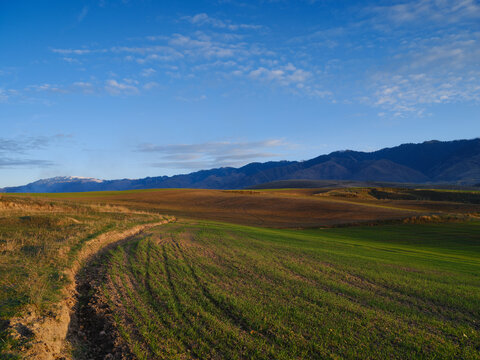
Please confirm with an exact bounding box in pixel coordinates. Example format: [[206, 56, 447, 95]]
[[1, 0, 479, 187]]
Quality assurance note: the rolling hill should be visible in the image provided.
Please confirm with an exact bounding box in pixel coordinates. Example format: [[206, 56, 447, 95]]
[[2, 138, 480, 193]]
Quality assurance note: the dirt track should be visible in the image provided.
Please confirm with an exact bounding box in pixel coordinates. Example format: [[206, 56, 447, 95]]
[[10, 217, 175, 360]]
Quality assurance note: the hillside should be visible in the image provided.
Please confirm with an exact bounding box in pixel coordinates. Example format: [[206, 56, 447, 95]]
[[2, 138, 480, 193]]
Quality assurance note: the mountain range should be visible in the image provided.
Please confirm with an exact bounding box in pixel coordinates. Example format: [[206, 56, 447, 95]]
[[2, 138, 480, 193]]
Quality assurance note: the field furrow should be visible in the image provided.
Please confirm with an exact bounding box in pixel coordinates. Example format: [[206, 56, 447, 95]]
[[97, 220, 480, 359]]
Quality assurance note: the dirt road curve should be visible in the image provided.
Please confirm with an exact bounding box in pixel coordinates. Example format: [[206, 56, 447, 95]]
[[10, 217, 175, 360]]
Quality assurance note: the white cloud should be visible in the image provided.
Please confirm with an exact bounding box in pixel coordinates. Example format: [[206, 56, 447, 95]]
[[77, 6, 89, 23], [183, 13, 263, 31], [402, 33, 480, 71], [62, 57, 81, 64], [111, 45, 182, 56], [168, 33, 240, 58], [368, 30, 480, 116], [0, 135, 61, 168], [372, 0, 480, 25], [143, 81, 159, 90], [175, 94, 207, 102], [104, 79, 139, 95], [139, 139, 290, 169], [46, 19, 328, 101], [290, 26, 347, 48], [28, 83, 69, 94], [0, 134, 69, 168], [0, 158, 54, 169], [73, 81, 95, 94], [36, 1, 480, 114], [370, 71, 480, 117], [0, 89, 20, 103], [141, 68, 156, 77], [248, 63, 312, 87], [51, 48, 92, 55]]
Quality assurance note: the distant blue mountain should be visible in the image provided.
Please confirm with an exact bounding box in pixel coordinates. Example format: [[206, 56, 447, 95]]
[[2, 138, 480, 193]]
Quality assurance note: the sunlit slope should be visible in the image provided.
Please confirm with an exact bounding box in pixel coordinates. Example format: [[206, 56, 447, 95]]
[[22, 188, 439, 228], [26, 187, 480, 228]]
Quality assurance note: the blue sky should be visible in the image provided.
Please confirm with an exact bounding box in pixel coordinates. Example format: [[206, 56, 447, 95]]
[[1, 0, 479, 187]]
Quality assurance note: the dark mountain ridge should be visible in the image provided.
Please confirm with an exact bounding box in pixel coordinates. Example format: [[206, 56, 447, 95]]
[[2, 138, 480, 193]]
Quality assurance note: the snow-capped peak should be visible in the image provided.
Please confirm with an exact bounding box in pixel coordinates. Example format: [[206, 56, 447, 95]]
[[34, 176, 104, 184]]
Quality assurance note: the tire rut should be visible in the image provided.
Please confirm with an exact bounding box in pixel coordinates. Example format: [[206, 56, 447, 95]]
[[15, 217, 176, 360]]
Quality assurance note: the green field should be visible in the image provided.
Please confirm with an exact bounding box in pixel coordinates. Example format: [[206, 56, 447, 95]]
[[99, 220, 480, 359]]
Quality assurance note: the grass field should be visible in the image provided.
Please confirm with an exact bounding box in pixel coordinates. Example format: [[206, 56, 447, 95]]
[[1, 188, 479, 359], [96, 220, 480, 359]]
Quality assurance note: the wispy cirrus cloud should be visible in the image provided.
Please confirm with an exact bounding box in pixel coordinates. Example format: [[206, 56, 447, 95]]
[[182, 13, 264, 31], [371, 0, 480, 26], [0, 158, 54, 168], [0, 89, 20, 103], [175, 94, 207, 102], [140, 68, 156, 77], [104, 79, 139, 95], [51, 48, 94, 55], [50, 32, 254, 64], [9, 77, 157, 100], [28, 83, 69, 94], [282, 1, 480, 116], [371, 72, 480, 117], [367, 30, 480, 116], [143, 81, 159, 90], [47, 27, 322, 98], [0, 134, 71, 154], [248, 63, 311, 86], [40, 5, 479, 114], [0, 134, 70, 169], [245, 63, 332, 98], [138, 139, 290, 169], [73, 81, 95, 94], [400, 32, 480, 71], [77, 6, 89, 23]]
